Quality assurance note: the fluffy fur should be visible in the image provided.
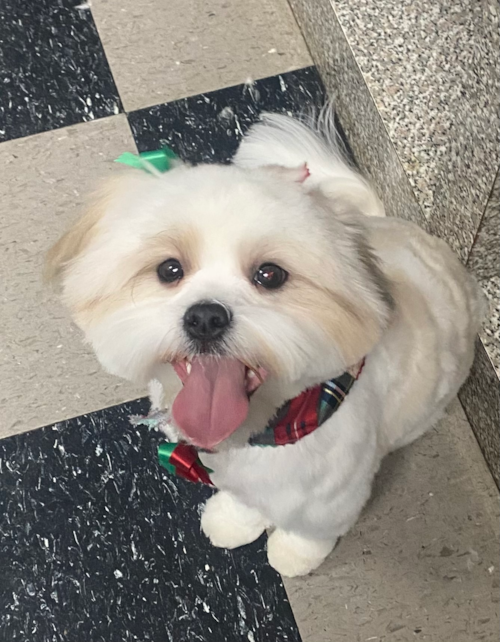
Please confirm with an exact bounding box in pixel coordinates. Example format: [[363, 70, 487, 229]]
[[47, 111, 484, 577]]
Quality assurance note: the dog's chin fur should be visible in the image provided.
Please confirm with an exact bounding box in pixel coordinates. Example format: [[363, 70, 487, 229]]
[[47, 111, 485, 576]]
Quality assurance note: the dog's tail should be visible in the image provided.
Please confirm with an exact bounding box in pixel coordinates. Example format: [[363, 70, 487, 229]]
[[233, 108, 385, 217]]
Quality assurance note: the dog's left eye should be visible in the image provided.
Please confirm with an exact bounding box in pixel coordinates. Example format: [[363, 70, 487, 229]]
[[157, 258, 184, 283], [253, 263, 288, 290]]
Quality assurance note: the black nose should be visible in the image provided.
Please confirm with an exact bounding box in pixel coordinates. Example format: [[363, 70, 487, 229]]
[[183, 302, 232, 342]]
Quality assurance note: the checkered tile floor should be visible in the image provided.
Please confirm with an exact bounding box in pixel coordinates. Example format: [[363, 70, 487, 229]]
[[0, 2, 498, 641]]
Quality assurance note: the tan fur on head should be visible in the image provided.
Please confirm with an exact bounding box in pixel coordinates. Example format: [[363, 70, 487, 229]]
[[283, 282, 386, 367], [240, 229, 393, 370], [70, 225, 202, 329], [44, 180, 118, 283]]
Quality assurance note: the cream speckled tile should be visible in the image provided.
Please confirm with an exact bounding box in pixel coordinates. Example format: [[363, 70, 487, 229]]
[[285, 398, 500, 642], [90, 0, 312, 112], [0, 116, 144, 439]]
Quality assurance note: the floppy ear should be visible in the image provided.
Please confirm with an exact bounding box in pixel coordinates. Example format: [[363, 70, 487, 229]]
[[44, 179, 119, 283]]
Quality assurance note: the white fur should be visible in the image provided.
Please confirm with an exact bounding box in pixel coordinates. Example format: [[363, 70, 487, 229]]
[[267, 529, 338, 577], [201, 491, 270, 549], [234, 112, 385, 217], [51, 112, 484, 577]]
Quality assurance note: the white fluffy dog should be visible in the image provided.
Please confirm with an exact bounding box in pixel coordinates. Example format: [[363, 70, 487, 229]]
[[47, 112, 484, 577]]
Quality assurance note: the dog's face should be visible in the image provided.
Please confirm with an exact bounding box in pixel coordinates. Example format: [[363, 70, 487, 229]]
[[47, 163, 391, 448]]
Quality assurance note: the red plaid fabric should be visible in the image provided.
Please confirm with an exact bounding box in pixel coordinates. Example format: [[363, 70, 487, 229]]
[[250, 359, 364, 446], [269, 384, 323, 446]]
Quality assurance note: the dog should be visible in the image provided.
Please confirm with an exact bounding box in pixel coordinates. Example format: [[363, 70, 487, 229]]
[[46, 111, 484, 577]]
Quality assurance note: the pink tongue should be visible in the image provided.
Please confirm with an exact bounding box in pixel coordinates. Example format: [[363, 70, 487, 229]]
[[172, 357, 249, 450]]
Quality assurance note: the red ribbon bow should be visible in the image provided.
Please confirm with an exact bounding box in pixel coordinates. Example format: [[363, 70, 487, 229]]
[[158, 442, 213, 486]]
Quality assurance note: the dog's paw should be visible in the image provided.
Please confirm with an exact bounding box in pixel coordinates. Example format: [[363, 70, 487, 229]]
[[201, 491, 270, 550], [267, 529, 337, 577]]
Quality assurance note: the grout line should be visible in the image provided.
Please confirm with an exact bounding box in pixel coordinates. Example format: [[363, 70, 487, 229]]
[[466, 166, 500, 267]]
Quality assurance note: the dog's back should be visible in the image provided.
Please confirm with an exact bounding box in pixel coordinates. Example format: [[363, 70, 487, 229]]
[[364, 215, 485, 450]]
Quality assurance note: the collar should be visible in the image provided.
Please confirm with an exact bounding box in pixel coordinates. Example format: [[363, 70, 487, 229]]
[[249, 360, 364, 446], [133, 360, 365, 485]]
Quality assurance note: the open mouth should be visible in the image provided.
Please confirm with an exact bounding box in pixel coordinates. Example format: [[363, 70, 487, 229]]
[[171, 356, 268, 450]]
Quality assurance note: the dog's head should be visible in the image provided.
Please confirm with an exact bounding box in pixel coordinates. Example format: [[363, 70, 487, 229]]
[[47, 162, 392, 448]]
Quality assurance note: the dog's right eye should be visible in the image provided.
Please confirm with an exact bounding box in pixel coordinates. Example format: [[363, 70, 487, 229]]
[[157, 259, 184, 283]]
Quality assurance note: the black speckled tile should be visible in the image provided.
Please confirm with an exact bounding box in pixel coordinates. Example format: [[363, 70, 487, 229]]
[[0, 399, 301, 642], [128, 67, 325, 163], [0, 0, 122, 143]]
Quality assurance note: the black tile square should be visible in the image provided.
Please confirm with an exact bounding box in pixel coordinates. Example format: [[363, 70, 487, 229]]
[[0, 0, 122, 143], [128, 67, 326, 164], [0, 400, 301, 642]]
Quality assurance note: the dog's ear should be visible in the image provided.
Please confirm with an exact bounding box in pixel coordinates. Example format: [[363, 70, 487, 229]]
[[261, 163, 310, 184], [44, 178, 119, 283]]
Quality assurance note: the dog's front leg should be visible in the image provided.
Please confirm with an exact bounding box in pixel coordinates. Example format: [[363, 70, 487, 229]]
[[201, 491, 271, 549]]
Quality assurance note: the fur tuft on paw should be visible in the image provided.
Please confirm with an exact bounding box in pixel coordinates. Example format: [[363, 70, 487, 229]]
[[267, 529, 337, 577], [201, 491, 270, 549]]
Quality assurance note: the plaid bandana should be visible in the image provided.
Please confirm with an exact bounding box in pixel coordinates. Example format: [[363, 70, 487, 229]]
[[249, 362, 364, 446], [134, 360, 364, 485]]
